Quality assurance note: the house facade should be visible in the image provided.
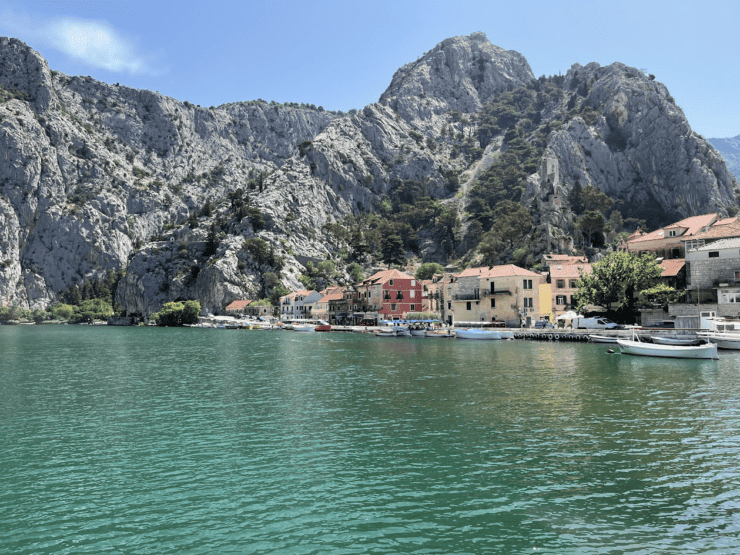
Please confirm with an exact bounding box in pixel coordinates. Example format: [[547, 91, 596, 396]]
[[279, 290, 322, 320], [356, 269, 423, 320], [224, 299, 253, 315], [619, 213, 718, 259], [313, 287, 346, 323], [685, 237, 740, 306], [548, 263, 592, 318], [445, 265, 546, 326]]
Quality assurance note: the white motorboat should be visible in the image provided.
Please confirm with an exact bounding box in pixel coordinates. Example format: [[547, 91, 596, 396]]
[[393, 326, 411, 337], [374, 328, 397, 337], [699, 332, 740, 350], [617, 339, 718, 360], [292, 324, 316, 332], [410, 328, 427, 337], [454, 328, 501, 340]]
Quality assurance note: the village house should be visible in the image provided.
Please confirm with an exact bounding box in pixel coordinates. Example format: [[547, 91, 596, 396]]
[[224, 299, 253, 316], [313, 286, 346, 324], [244, 302, 273, 319], [548, 262, 592, 318], [279, 290, 322, 320], [685, 237, 740, 309], [445, 265, 546, 327], [618, 213, 719, 259], [356, 269, 423, 321]]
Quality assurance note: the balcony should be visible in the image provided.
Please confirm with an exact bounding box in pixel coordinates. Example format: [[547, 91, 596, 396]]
[[482, 288, 512, 296], [452, 293, 480, 301]]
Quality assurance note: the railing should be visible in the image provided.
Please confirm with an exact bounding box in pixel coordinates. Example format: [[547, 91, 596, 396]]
[[452, 293, 480, 301], [482, 289, 512, 296]]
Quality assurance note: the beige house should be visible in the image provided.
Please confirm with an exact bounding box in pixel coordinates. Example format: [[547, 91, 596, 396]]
[[446, 265, 546, 327], [618, 213, 718, 259], [224, 299, 253, 315], [549, 263, 592, 318]]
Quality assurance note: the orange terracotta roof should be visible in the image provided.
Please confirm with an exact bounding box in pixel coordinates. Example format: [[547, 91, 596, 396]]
[[628, 213, 717, 244], [363, 268, 414, 284], [543, 254, 589, 265], [225, 299, 253, 310], [687, 217, 740, 241], [458, 264, 542, 279], [319, 292, 344, 303], [659, 259, 685, 277], [549, 264, 592, 279]]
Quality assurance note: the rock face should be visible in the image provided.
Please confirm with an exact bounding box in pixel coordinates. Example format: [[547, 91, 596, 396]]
[[0, 33, 737, 315]]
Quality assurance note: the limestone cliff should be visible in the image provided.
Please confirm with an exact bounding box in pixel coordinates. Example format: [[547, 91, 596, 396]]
[[0, 33, 737, 316]]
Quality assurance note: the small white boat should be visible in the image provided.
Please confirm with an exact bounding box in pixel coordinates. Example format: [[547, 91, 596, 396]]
[[393, 326, 411, 337], [650, 336, 703, 346], [410, 328, 427, 337], [454, 328, 501, 340], [588, 334, 618, 344], [499, 330, 515, 340], [293, 324, 316, 332], [617, 339, 718, 360], [374, 328, 397, 337]]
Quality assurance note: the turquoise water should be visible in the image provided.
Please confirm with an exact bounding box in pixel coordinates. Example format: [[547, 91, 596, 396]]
[[1, 326, 740, 554]]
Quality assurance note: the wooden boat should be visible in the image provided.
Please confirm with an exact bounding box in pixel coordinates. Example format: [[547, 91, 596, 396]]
[[425, 329, 454, 338], [588, 334, 618, 344], [617, 339, 718, 360], [650, 336, 703, 346], [454, 328, 501, 340], [314, 320, 332, 332]]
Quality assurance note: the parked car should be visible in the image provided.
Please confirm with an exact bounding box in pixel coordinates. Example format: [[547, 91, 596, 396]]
[[573, 317, 622, 330], [534, 320, 554, 329]]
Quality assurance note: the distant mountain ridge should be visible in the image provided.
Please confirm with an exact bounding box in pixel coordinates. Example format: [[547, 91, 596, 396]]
[[708, 135, 740, 179], [0, 33, 737, 315]]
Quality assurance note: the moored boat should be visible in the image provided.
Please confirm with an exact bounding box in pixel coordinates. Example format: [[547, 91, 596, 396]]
[[699, 332, 740, 350], [650, 336, 703, 346], [454, 328, 501, 340], [588, 334, 618, 344], [425, 329, 454, 338], [293, 324, 316, 332], [374, 328, 397, 337], [617, 339, 718, 360]]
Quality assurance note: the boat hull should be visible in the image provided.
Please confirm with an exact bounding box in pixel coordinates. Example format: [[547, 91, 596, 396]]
[[588, 335, 618, 344], [617, 339, 718, 360], [454, 329, 501, 340]]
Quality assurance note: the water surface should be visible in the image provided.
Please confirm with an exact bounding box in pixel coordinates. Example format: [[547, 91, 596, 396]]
[[2, 326, 739, 554]]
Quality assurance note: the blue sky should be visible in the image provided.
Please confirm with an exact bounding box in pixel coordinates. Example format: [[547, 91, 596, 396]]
[[1, 0, 738, 138]]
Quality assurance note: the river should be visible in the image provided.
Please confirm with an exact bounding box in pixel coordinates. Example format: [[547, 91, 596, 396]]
[[1, 326, 739, 554]]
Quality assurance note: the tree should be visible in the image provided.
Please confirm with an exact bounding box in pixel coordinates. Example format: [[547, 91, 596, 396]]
[[577, 210, 610, 247], [347, 262, 364, 283], [152, 300, 200, 326], [574, 252, 663, 312], [76, 298, 114, 323], [204, 223, 219, 257], [415, 262, 445, 280], [639, 283, 681, 308], [51, 303, 76, 320], [242, 237, 270, 265], [381, 234, 406, 267]]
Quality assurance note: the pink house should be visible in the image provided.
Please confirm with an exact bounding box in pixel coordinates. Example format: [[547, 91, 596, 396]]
[[357, 269, 423, 320]]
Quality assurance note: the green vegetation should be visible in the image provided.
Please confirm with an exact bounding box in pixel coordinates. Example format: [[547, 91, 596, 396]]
[[152, 300, 201, 326], [574, 252, 663, 313], [415, 262, 445, 280]]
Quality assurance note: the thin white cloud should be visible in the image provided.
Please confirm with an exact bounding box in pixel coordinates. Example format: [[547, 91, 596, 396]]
[[0, 8, 154, 75]]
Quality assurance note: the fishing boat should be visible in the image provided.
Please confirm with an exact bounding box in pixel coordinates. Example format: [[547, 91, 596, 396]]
[[425, 329, 455, 338], [616, 338, 718, 360], [374, 327, 397, 337], [650, 336, 703, 346], [454, 328, 501, 340], [588, 334, 618, 344]]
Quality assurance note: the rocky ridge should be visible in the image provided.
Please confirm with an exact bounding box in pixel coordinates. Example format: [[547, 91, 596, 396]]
[[0, 33, 737, 316]]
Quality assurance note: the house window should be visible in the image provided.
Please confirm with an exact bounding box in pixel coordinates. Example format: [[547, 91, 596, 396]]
[[391, 304, 396, 311], [569, 280, 577, 288], [448, 302, 451, 309], [490, 298, 495, 308], [708, 251, 719, 258], [524, 298, 533, 308], [410, 304, 415, 311], [557, 280, 565, 289], [389, 279, 394, 285], [556, 295, 567, 305], [523, 279, 532, 290], [466, 302, 472, 310], [411, 280, 415, 286], [410, 290, 415, 298]]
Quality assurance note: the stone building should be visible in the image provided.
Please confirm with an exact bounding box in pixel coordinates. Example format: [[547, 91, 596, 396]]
[[685, 237, 740, 306]]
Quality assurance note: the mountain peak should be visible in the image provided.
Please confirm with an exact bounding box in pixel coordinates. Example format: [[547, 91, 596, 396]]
[[379, 32, 533, 115]]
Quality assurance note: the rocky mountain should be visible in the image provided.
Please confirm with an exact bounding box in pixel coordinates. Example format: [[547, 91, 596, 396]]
[[708, 135, 740, 179], [0, 33, 737, 316]]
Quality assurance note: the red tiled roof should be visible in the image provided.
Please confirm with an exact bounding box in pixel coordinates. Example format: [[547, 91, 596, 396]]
[[318, 292, 344, 303], [363, 268, 414, 284], [659, 259, 685, 277], [549, 264, 592, 279], [458, 264, 542, 279], [687, 217, 740, 241], [225, 299, 253, 310], [628, 213, 717, 244], [543, 254, 589, 265]]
